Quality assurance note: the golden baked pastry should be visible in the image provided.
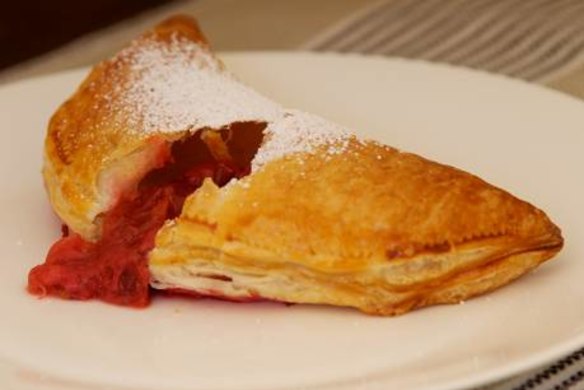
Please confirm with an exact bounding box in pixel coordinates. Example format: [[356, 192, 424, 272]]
[[41, 15, 275, 241], [29, 15, 563, 315]]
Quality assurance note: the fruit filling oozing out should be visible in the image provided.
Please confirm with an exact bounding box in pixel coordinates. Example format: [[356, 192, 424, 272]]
[[28, 122, 264, 307]]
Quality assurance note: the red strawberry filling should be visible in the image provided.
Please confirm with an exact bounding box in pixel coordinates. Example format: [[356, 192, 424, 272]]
[[28, 127, 256, 307]]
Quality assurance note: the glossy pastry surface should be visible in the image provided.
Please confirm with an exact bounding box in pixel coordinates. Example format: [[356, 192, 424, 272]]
[[33, 15, 563, 315], [150, 137, 562, 315]]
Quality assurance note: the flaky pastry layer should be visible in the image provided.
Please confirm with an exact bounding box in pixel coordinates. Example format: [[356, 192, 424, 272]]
[[149, 140, 563, 315]]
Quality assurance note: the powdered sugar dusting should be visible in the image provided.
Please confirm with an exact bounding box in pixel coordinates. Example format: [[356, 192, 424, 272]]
[[109, 34, 353, 170], [118, 35, 281, 133], [252, 110, 351, 170]]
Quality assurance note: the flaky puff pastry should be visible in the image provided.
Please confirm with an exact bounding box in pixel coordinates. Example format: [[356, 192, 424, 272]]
[[42, 15, 563, 315], [149, 137, 563, 315]]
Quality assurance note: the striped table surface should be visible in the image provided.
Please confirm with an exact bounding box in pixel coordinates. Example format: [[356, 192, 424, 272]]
[[304, 1, 584, 389], [304, 0, 584, 84]]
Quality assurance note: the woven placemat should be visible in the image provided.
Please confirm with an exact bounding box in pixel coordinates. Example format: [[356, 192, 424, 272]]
[[304, 0, 584, 83]]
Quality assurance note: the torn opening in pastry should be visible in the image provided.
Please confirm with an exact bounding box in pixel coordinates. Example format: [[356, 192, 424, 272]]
[[28, 122, 265, 306]]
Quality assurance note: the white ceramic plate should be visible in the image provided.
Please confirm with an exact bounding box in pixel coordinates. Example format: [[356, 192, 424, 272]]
[[0, 53, 583, 390]]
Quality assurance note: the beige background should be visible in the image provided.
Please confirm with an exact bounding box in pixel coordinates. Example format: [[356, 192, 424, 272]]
[[3, 0, 584, 100]]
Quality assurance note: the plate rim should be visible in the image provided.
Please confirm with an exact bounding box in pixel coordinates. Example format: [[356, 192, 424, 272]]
[[1, 51, 583, 390]]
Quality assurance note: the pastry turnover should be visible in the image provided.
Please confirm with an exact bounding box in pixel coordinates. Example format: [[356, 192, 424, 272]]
[[28, 15, 563, 315]]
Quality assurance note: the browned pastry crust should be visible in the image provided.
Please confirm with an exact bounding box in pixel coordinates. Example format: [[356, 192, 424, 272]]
[[149, 139, 562, 315], [41, 15, 563, 315], [43, 16, 215, 240]]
